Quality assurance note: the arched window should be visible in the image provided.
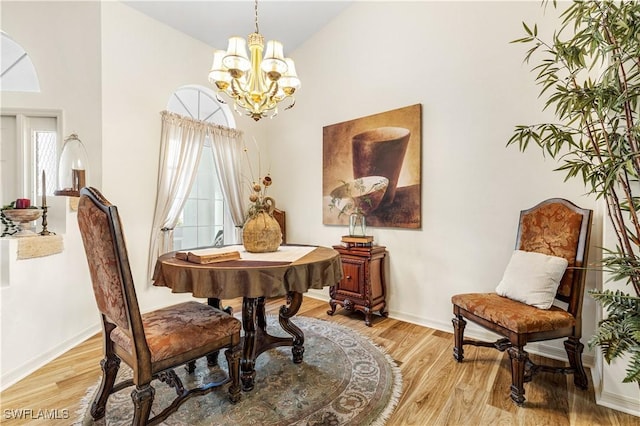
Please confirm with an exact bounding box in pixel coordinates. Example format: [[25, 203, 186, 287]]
[[166, 86, 235, 250], [1, 31, 40, 92], [167, 85, 235, 128]]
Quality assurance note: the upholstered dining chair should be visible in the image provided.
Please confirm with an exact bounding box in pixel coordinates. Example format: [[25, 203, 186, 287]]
[[451, 198, 592, 406], [77, 187, 242, 425]]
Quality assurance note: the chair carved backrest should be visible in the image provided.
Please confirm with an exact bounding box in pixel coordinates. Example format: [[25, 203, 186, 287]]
[[273, 208, 286, 244], [77, 188, 151, 366], [515, 198, 592, 319]]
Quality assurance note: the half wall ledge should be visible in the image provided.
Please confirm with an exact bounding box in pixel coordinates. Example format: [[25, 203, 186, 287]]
[[16, 234, 64, 259]]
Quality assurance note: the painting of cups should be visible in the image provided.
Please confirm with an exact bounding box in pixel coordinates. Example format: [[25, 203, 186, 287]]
[[323, 104, 421, 229]]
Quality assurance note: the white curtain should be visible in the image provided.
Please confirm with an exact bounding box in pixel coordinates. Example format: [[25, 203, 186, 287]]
[[147, 111, 246, 281], [147, 111, 207, 281], [209, 126, 246, 243]]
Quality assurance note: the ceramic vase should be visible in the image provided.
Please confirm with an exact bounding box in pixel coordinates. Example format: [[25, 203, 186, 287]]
[[242, 196, 282, 253]]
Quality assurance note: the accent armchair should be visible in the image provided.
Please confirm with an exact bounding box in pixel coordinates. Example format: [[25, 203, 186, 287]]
[[451, 198, 592, 405]]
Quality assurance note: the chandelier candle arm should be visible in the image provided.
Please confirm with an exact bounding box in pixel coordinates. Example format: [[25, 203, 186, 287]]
[[207, 0, 301, 121]]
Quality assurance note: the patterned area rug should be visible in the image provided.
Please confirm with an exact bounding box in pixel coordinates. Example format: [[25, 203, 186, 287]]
[[76, 316, 402, 425]]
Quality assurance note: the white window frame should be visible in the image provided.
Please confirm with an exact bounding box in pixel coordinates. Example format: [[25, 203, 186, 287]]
[[1, 109, 62, 204]]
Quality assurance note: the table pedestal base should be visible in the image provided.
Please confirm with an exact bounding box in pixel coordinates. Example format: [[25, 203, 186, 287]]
[[240, 292, 304, 391]]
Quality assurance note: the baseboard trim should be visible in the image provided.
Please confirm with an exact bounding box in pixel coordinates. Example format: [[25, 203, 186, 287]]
[[1, 324, 100, 392], [596, 389, 640, 417], [592, 354, 640, 417]]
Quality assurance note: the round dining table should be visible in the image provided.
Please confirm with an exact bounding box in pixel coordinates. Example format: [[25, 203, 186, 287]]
[[152, 244, 343, 391]]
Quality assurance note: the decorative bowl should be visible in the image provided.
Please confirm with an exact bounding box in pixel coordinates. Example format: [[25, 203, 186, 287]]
[[329, 176, 389, 215], [3, 208, 42, 237]]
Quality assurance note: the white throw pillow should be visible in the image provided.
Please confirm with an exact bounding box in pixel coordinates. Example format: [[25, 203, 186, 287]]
[[495, 250, 569, 309]]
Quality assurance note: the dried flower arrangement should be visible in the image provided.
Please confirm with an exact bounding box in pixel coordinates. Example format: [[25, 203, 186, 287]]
[[246, 174, 275, 219], [243, 142, 275, 220]]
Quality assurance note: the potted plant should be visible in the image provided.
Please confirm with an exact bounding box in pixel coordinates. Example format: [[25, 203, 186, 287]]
[[509, 0, 640, 385]]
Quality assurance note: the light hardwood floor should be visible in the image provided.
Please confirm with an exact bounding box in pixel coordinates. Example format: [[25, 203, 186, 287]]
[[1, 296, 638, 425]]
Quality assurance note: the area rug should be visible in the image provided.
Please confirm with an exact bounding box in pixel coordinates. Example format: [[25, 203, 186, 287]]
[[76, 316, 402, 425]]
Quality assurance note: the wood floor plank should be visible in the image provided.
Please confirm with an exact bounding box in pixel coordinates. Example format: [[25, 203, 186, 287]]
[[434, 382, 494, 425], [1, 296, 639, 425], [489, 353, 520, 414]]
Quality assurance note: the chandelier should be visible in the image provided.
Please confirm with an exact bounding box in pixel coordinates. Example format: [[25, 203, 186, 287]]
[[208, 0, 301, 121]]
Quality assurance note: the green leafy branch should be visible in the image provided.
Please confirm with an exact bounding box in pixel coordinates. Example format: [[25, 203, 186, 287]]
[[509, 0, 640, 384], [588, 289, 640, 383], [1, 202, 19, 237]]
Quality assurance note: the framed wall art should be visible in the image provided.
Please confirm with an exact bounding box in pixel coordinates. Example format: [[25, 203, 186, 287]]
[[323, 104, 422, 229]]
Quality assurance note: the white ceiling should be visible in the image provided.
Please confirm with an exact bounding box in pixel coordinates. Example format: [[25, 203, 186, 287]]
[[123, 1, 352, 53]]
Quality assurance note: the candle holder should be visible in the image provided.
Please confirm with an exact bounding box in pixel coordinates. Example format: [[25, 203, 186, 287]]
[[39, 205, 54, 236]]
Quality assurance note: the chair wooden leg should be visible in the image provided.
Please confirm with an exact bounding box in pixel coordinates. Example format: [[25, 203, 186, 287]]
[[452, 313, 466, 362], [507, 346, 528, 405], [131, 384, 155, 426], [90, 355, 120, 420], [565, 336, 588, 390], [225, 345, 242, 404]]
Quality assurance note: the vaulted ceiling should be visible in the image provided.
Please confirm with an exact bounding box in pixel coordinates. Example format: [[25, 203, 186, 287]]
[[123, 1, 352, 53]]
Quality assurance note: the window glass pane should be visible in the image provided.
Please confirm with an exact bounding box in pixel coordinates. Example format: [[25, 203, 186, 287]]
[[181, 226, 198, 249], [1, 32, 40, 92], [168, 86, 232, 250], [182, 198, 198, 225], [197, 226, 214, 247], [197, 152, 214, 198], [1, 115, 57, 205], [172, 226, 185, 251], [33, 130, 57, 196], [214, 201, 224, 227], [198, 199, 213, 227]]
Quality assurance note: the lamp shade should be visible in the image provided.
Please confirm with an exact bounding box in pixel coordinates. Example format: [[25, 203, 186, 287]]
[[261, 40, 287, 79], [279, 58, 301, 94], [209, 49, 231, 89], [223, 37, 251, 73], [55, 133, 89, 196]]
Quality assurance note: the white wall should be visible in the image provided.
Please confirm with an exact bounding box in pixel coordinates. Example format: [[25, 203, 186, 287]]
[[0, 0, 214, 388], [260, 0, 600, 344], [256, 1, 636, 414], [99, 1, 216, 310], [2, 1, 103, 187], [1, 1, 102, 389]]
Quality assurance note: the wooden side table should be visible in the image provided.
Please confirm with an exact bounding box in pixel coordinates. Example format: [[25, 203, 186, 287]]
[[327, 245, 387, 326]]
